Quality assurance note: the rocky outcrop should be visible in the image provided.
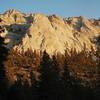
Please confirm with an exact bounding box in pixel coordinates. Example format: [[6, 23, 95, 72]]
[[0, 9, 100, 54]]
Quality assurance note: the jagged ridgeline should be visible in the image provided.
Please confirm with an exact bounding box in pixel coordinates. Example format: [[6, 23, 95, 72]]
[[0, 9, 100, 100]]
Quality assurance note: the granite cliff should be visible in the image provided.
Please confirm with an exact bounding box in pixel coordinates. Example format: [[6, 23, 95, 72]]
[[0, 9, 100, 54]]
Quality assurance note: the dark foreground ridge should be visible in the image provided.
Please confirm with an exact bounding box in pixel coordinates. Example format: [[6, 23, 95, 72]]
[[0, 35, 100, 100]]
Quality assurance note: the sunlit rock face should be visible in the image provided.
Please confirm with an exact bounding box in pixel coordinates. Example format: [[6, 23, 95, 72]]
[[0, 9, 100, 54]]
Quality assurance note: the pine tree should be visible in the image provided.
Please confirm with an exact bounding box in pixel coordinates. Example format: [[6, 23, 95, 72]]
[[0, 36, 8, 100], [39, 51, 52, 99], [39, 51, 63, 100], [94, 48, 100, 100], [62, 54, 73, 100]]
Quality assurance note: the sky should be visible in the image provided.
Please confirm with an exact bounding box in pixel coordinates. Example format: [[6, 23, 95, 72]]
[[0, 0, 100, 19]]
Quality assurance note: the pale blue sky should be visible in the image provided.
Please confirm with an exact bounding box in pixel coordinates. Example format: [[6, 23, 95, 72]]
[[0, 0, 100, 18]]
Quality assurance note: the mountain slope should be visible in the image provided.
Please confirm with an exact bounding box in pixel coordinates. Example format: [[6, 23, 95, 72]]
[[0, 9, 100, 54]]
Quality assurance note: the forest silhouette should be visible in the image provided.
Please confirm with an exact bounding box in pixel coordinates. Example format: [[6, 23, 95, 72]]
[[0, 36, 100, 100]]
